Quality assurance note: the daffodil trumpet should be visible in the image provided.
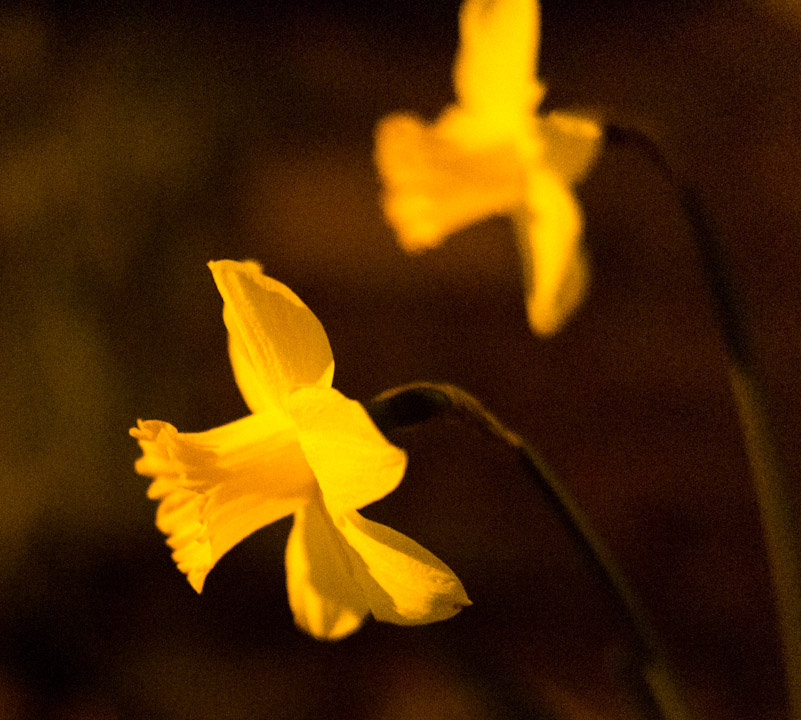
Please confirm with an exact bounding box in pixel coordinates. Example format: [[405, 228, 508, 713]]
[[131, 260, 470, 641]]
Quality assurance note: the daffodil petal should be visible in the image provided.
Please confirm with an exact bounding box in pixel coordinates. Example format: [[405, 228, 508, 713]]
[[131, 414, 315, 592], [453, 0, 543, 135], [285, 496, 370, 640], [375, 112, 525, 251], [209, 260, 335, 409], [540, 111, 602, 184], [517, 169, 587, 335], [226, 306, 277, 415], [287, 386, 407, 514], [338, 510, 471, 625]]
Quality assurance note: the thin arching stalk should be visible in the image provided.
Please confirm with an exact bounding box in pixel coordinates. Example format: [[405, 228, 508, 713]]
[[366, 382, 693, 720], [607, 124, 801, 720]]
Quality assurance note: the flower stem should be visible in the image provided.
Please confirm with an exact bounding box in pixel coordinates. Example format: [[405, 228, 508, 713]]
[[366, 382, 693, 720], [685, 186, 801, 720], [607, 124, 801, 720]]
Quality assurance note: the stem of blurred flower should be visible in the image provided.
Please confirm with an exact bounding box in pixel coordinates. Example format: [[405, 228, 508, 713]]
[[607, 124, 801, 720], [366, 382, 693, 720]]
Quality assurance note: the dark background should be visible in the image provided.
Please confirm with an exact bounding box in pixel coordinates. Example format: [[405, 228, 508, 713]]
[[2, 0, 801, 717]]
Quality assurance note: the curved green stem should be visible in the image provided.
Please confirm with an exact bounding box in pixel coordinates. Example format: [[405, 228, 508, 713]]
[[365, 382, 692, 720], [607, 124, 801, 720]]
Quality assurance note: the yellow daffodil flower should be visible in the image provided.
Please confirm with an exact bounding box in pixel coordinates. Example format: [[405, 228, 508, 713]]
[[374, 0, 601, 335], [131, 260, 469, 640]]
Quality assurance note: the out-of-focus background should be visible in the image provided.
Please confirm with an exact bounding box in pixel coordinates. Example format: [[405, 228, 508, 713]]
[[2, 0, 801, 718]]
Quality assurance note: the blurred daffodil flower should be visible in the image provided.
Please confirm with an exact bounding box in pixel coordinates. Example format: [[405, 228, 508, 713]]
[[375, 0, 601, 335], [131, 260, 469, 640]]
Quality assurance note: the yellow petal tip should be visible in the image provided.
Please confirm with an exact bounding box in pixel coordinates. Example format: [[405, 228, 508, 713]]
[[188, 572, 206, 594]]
